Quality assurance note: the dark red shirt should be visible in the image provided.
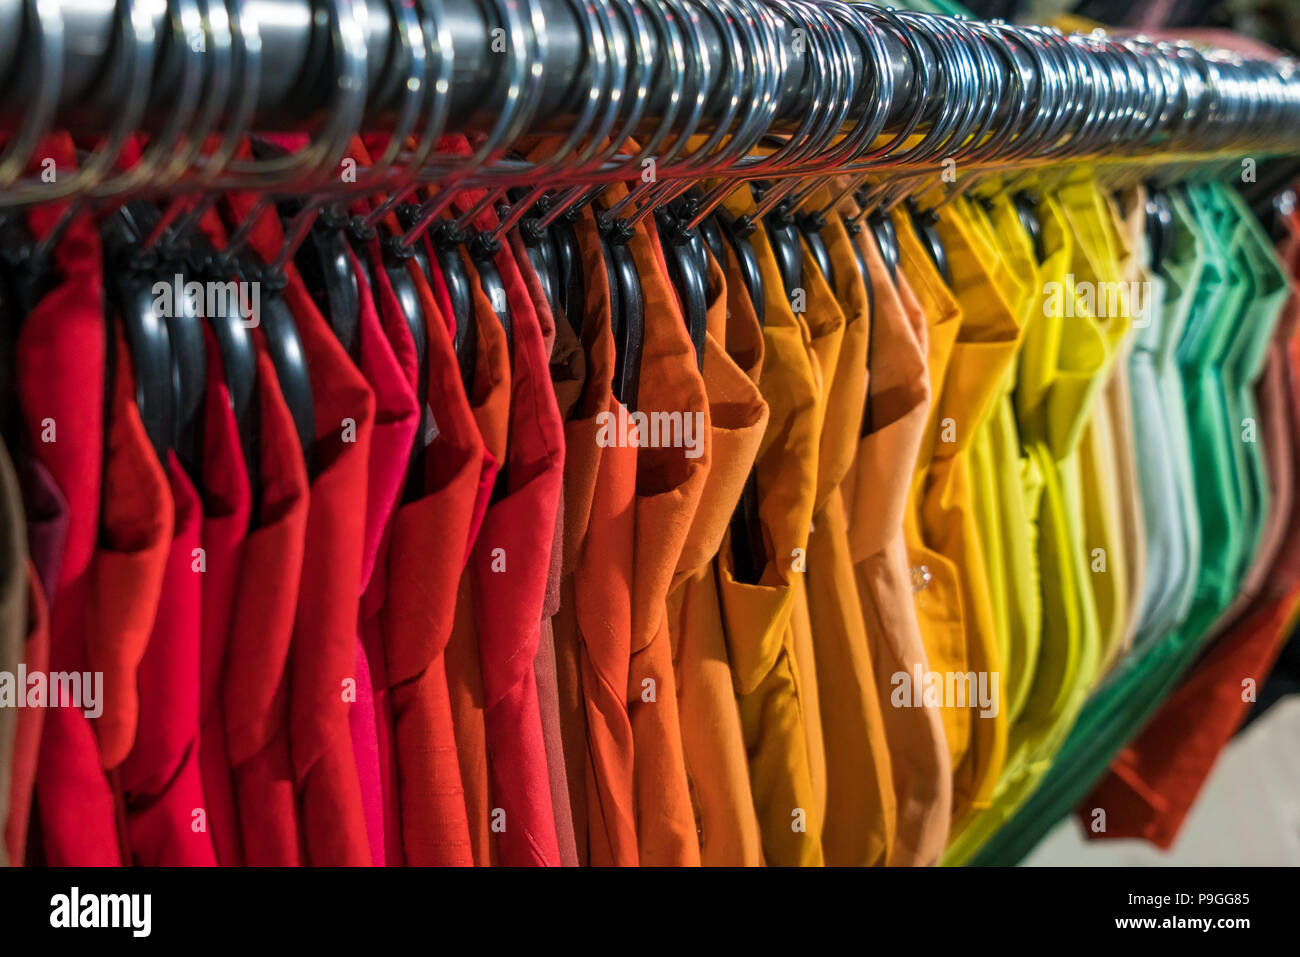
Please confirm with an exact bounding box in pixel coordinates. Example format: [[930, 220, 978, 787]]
[[5, 457, 68, 864], [22, 136, 118, 865]]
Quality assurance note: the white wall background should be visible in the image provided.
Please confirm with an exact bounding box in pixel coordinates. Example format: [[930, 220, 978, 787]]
[[1024, 697, 1300, 866]]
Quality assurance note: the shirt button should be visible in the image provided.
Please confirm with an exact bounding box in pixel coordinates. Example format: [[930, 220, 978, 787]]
[[910, 564, 932, 593]]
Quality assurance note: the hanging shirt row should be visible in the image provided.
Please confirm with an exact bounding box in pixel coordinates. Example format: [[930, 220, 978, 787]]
[[1, 131, 1297, 867]]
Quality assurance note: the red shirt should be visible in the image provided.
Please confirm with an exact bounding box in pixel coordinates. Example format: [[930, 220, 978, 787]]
[[444, 168, 565, 865], [84, 333, 174, 862], [196, 335, 254, 865], [224, 346, 311, 865], [511, 228, 581, 866], [287, 261, 377, 865], [90, 342, 172, 776], [382, 249, 486, 867], [119, 451, 217, 866], [22, 136, 118, 865], [348, 241, 420, 866], [468, 232, 566, 866], [227, 180, 377, 865], [188, 195, 311, 865]]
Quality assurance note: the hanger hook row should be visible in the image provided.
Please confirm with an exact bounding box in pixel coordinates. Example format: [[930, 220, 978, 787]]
[[1, 0, 1300, 213]]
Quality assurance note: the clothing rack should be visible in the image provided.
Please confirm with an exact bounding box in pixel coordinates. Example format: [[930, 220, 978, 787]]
[[1, 0, 1300, 201]]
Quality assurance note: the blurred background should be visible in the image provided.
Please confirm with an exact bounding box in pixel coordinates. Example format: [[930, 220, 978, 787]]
[[968, 0, 1300, 49]]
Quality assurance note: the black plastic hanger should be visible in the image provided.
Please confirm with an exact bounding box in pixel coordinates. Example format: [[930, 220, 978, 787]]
[[1144, 186, 1174, 275], [715, 205, 765, 328], [467, 230, 513, 353], [398, 206, 439, 293], [799, 210, 836, 297], [121, 201, 209, 476], [0, 221, 49, 321], [243, 261, 314, 463], [250, 139, 362, 357], [377, 236, 430, 398], [840, 214, 878, 438], [294, 205, 361, 356], [518, 221, 560, 316], [430, 219, 477, 390], [392, 201, 439, 292], [347, 221, 379, 303], [102, 210, 174, 466], [1013, 190, 1047, 266], [757, 186, 804, 298], [550, 209, 585, 336], [599, 227, 623, 389], [0, 216, 55, 446], [373, 225, 432, 503], [716, 194, 768, 587], [347, 215, 429, 403], [511, 190, 562, 316], [699, 211, 726, 270], [841, 216, 870, 304], [600, 216, 644, 413], [906, 199, 950, 285], [185, 226, 260, 494], [866, 209, 900, 284], [161, 263, 206, 476], [655, 206, 708, 372]]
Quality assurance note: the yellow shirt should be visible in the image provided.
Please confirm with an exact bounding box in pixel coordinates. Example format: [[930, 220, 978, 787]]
[[1058, 178, 1135, 684], [715, 188, 827, 866], [899, 203, 1022, 826], [944, 189, 1110, 864]]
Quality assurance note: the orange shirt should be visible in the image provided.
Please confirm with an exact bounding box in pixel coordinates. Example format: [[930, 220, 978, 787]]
[[806, 197, 897, 865], [668, 242, 768, 866], [624, 216, 709, 866], [444, 252, 513, 866], [841, 205, 952, 865], [560, 207, 639, 865], [788, 230, 845, 836]]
